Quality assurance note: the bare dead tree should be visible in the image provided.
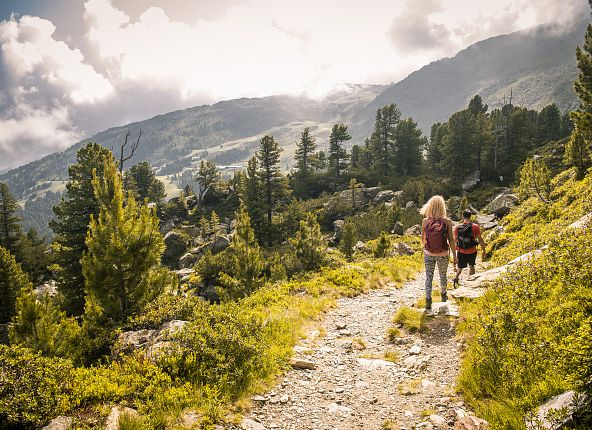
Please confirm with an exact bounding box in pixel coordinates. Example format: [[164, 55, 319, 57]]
[[119, 128, 141, 174]]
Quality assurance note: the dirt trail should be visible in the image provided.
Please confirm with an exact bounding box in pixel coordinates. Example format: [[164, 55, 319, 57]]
[[242, 273, 467, 430]]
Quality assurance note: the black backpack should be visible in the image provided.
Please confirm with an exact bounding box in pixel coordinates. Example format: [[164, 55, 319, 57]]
[[457, 222, 478, 249]]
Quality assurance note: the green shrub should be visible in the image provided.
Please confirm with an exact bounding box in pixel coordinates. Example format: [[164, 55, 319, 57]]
[[127, 293, 208, 330], [459, 222, 592, 428], [0, 345, 76, 429]]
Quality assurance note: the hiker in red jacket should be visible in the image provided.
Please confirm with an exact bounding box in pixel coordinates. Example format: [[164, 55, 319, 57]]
[[420, 195, 456, 310], [453, 209, 486, 284]]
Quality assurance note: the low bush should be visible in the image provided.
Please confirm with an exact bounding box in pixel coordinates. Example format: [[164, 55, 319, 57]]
[[392, 306, 426, 333]]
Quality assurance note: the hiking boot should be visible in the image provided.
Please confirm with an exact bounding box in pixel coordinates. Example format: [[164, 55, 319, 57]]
[[441, 292, 447, 302], [425, 297, 432, 310], [452, 277, 459, 288]]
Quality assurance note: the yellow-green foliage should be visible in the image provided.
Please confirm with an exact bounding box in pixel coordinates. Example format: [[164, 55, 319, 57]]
[[488, 168, 592, 265], [458, 222, 592, 429], [392, 306, 426, 333], [387, 326, 401, 342]]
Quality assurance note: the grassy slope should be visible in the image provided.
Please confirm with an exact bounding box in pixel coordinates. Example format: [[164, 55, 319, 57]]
[[458, 167, 592, 429]]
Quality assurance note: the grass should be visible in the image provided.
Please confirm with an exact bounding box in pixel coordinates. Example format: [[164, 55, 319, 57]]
[[381, 419, 400, 430], [420, 408, 437, 418], [383, 350, 399, 363], [397, 378, 422, 395], [352, 337, 367, 350], [415, 288, 442, 309], [386, 326, 401, 343], [392, 306, 428, 333]]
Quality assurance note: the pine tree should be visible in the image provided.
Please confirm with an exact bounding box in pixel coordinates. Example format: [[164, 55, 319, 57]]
[[294, 127, 317, 174], [0, 182, 23, 256], [426, 123, 445, 175], [350, 145, 361, 169], [241, 157, 266, 242], [394, 118, 425, 176], [199, 216, 211, 238], [194, 160, 221, 204], [50, 143, 116, 315], [569, 16, 592, 173], [441, 110, 477, 179], [328, 124, 351, 176], [518, 157, 553, 203], [17, 228, 48, 282], [537, 104, 562, 143], [10, 287, 80, 357], [0, 246, 31, 324], [374, 232, 390, 258], [256, 135, 289, 246], [315, 151, 328, 172], [220, 204, 265, 299], [370, 104, 400, 176], [565, 132, 591, 177], [340, 220, 356, 261], [289, 213, 325, 271], [210, 210, 221, 236], [81, 158, 166, 322], [124, 161, 165, 204]]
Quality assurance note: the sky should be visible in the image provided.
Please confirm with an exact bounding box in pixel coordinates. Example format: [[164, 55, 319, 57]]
[[0, 0, 588, 171]]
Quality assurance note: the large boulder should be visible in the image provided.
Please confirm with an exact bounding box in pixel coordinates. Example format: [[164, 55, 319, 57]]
[[211, 235, 231, 253], [362, 186, 381, 201], [373, 190, 396, 204], [454, 416, 489, 430], [393, 242, 414, 256], [105, 406, 139, 430], [462, 171, 481, 192], [405, 201, 417, 209], [329, 219, 345, 245], [34, 280, 58, 299], [484, 193, 518, 217], [391, 221, 404, 235], [527, 391, 578, 430], [113, 320, 189, 358], [163, 231, 189, 266], [476, 214, 498, 230], [42, 416, 73, 430], [179, 252, 199, 269], [405, 224, 422, 236]]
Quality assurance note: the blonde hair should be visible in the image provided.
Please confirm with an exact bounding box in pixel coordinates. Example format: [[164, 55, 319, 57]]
[[419, 195, 447, 219]]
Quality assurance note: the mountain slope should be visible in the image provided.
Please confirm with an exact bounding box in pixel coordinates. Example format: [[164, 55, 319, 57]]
[[351, 18, 586, 138]]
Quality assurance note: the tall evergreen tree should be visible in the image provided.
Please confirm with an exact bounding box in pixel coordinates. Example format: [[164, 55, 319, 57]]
[[0, 182, 22, 256], [241, 157, 266, 242], [294, 127, 317, 174], [50, 143, 116, 315], [441, 110, 477, 178], [124, 161, 165, 204], [256, 135, 289, 246], [81, 158, 166, 322], [194, 160, 221, 204], [350, 144, 361, 169], [289, 213, 324, 271], [220, 204, 265, 299], [370, 104, 400, 176], [0, 245, 31, 324], [394, 118, 425, 176], [328, 124, 351, 176], [570, 13, 592, 172], [426, 123, 446, 175], [537, 103, 562, 143]]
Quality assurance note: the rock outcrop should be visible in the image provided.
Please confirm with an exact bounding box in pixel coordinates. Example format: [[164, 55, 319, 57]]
[[42, 416, 73, 430], [484, 193, 518, 217], [113, 320, 188, 359]]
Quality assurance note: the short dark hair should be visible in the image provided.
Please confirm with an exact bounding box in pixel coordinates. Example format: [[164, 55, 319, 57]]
[[462, 209, 472, 219]]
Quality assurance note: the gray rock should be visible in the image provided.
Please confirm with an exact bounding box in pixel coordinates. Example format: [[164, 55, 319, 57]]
[[42, 416, 73, 430], [356, 358, 395, 369], [289, 358, 315, 370], [430, 302, 459, 317], [105, 406, 139, 430], [567, 212, 592, 230], [391, 221, 405, 235], [241, 418, 266, 430], [409, 345, 422, 355], [476, 214, 498, 230], [114, 320, 189, 357], [163, 231, 189, 265], [484, 193, 518, 217], [454, 416, 489, 430], [405, 201, 417, 209], [178, 252, 199, 269], [462, 171, 481, 192], [527, 390, 578, 430], [430, 414, 448, 428], [354, 241, 366, 251], [405, 224, 422, 236], [34, 280, 58, 299], [329, 219, 345, 245], [210, 235, 231, 253], [327, 403, 352, 415], [393, 242, 414, 256], [373, 190, 396, 204]]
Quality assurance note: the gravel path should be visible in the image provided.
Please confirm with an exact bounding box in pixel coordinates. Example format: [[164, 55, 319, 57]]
[[242, 272, 467, 430]]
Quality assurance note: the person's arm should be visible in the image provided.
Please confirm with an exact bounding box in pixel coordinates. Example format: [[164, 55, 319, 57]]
[[421, 218, 426, 248], [477, 231, 486, 260], [447, 219, 457, 264]]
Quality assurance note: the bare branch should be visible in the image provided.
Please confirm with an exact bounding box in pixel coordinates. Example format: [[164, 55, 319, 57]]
[[119, 128, 141, 174]]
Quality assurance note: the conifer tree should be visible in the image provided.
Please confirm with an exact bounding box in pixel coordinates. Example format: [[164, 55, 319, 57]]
[[350, 145, 361, 169], [340, 220, 356, 261], [289, 213, 324, 271], [315, 151, 328, 172], [17, 228, 48, 282], [394, 118, 425, 176], [220, 204, 264, 299], [199, 215, 211, 238], [518, 157, 552, 203], [10, 287, 80, 357], [242, 157, 266, 242], [194, 160, 221, 205], [0, 245, 30, 324], [123, 161, 165, 204], [0, 182, 23, 256], [370, 104, 400, 176], [50, 143, 116, 315], [81, 158, 166, 322], [564, 132, 591, 177], [256, 135, 289, 246], [294, 127, 317, 174], [328, 124, 351, 176], [210, 210, 221, 235], [569, 15, 592, 172], [426, 123, 445, 175], [374, 232, 390, 258]]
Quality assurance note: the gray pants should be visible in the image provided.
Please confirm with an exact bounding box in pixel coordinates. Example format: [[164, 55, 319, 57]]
[[424, 254, 448, 300]]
